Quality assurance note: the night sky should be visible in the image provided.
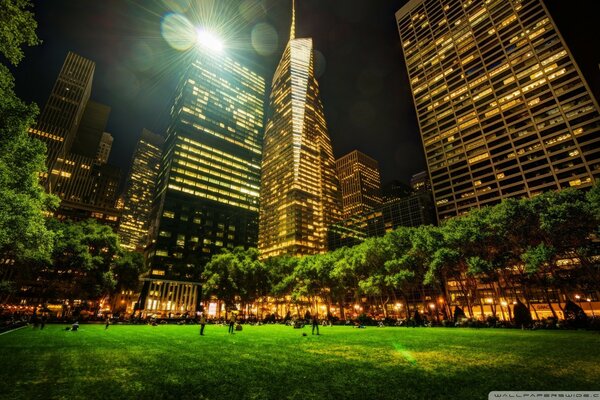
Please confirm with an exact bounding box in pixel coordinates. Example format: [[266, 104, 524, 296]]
[[11, 0, 600, 185]]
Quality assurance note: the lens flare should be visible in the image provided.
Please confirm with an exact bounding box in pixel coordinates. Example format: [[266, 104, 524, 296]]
[[251, 23, 278, 56], [196, 29, 224, 52], [161, 13, 196, 51]]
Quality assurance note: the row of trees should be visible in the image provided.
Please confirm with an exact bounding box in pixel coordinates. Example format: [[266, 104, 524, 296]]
[[202, 184, 600, 320]]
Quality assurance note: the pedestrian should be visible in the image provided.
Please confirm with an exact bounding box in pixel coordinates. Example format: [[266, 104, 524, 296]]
[[105, 317, 110, 330], [312, 314, 320, 335], [199, 313, 206, 336], [40, 315, 47, 330], [228, 312, 236, 334]]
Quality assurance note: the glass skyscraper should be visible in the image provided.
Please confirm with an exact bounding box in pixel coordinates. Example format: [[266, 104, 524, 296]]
[[118, 129, 163, 252], [140, 49, 265, 315], [258, 2, 342, 258], [396, 0, 600, 221]]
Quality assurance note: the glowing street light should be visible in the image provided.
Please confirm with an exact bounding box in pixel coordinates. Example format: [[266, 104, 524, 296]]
[[196, 29, 223, 52]]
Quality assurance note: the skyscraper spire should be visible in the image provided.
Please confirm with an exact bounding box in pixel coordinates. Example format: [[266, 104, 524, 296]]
[[290, 0, 296, 40]]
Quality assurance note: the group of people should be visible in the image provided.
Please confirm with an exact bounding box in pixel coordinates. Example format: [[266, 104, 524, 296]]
[[196, 312, 323, 336]]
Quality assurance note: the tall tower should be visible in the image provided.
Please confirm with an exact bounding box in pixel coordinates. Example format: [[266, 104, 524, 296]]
[[96, 132, 114, 164], [258, 0, 342, 258], [140, 46, 265, 315], [118, 129, 163, 252], [336, 150, 382, 219], [396, 0, 600, 222], [28, 52, 94, 170]]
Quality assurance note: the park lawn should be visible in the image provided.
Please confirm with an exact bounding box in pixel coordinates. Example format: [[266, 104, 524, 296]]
[[0, 324, 598, 400]]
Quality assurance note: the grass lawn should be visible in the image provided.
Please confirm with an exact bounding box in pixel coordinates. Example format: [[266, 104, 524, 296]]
[[0, 324, 599, 399]]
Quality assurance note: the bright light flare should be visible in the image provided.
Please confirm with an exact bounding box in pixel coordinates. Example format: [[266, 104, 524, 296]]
[[196, 29, 224, 52]]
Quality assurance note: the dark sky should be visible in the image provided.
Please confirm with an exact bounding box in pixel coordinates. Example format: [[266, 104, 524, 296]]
[[11, 0, 600, 185]]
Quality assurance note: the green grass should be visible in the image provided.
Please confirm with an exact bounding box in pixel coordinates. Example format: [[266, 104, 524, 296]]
[[1, 324, 599, 399]]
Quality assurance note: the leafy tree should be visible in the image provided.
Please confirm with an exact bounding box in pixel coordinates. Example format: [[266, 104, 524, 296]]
[[43, 219, 121, 308], [113, 251, 146, 293], [0, 0, 40, 66], [0, 0, 57, 264], [201, 247, 267, 317]]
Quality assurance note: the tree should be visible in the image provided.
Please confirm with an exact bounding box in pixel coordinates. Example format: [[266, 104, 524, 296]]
[[113, 251, 146, 293], [44, 219, 121, 309], [0, 0, 57, 264]]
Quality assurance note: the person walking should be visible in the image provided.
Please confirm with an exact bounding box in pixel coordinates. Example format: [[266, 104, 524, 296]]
[[105, 317, 110, 330], [40, 315, 47, 330], [228, 312, 236, 334], [199, 313, 207, 336], [312, 314, 320, 335]]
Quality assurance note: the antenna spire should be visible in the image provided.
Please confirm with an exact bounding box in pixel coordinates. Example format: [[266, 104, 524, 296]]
[[290, 0, 296, 40]]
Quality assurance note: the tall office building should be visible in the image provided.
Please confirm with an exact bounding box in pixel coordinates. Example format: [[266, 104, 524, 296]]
[[410, 170, 431, 193], [336, 150, 382, 219], [30, 52, 122, 227], [396, 0, 600, 221], [96, 132, 114, 164], [118, 129, 163, 252], [70, 101, 111, 159], [28, 52, 94, 170], [258, 2, 342, 258], [141, 46, 265, 314]]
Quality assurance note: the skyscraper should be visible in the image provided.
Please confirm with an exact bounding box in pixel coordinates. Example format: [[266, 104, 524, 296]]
[[96, 132, 114, 164], [70, 100, 111, 159], [28, 52, 94, 171], [396, 0, 600, 221], [140, 46, 265, 314], [118, 129, 163, 252], [258, 1, 342, 258], [30, 52, 122, 228], [336, 150, 382, 219]]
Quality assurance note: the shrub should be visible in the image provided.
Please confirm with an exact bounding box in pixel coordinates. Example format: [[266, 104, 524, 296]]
[[357, 313, 374, 326], [563, 300, 588, 329], [513, 300, 533, 329]]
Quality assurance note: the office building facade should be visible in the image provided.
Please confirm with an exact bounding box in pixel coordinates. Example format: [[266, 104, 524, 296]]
[[328, 191, 436, 250], [96, 132, 114, 164], [396, 0, 600, 221], [336, 150, 383, 219], [28, 52, 94, 171], [258, 3, 342, 258], [141, 49, 265, 314], [118, 129, 163, 252]]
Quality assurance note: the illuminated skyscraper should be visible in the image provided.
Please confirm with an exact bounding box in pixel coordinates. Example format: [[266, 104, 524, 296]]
[[140, 47, 265, 314], [396, 0, 600, 221], [258, 1, 342, 258], [336, 150, 382, 219], [118, 129, 163, 252], [28, 52, 94, 171]]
